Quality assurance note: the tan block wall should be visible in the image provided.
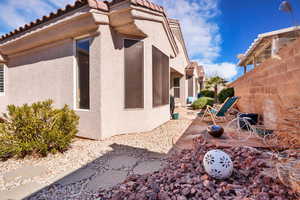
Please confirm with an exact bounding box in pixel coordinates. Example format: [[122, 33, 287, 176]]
[[231, 38, 300, 130]]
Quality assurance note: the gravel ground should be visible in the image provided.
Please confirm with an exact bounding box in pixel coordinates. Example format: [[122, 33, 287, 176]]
[[0, 108, 195, 194]]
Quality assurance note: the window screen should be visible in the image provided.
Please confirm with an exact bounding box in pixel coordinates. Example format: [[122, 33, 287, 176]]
[[188, 77, 194, 97], [173, 78, 180, 98], [124, 39, 144, 109], [152, 46, 169, 107], [0, 65, 4, 93], [76, 38, 90, 109]]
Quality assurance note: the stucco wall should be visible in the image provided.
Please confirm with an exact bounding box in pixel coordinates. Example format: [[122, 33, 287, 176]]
[[99, 19, 173, 139], [231, 38, 300, 130], [0, 38, 102, 140], [0, 9, 189, 140]]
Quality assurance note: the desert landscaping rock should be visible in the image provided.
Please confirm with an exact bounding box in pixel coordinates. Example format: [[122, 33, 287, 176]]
[[133, 160, 166, 175], [86, 170, 128, 191], [107, 155, 138, 170], [3, 165, 47, 183], [0, 109, 195, 199], [98, 136, 299, 199]]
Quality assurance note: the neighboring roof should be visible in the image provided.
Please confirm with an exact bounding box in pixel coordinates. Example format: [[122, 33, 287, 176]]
[[185, 62, 198, 77], [238, 26, 300, 66], [196, 65, 205, 78], [0, 0, 165, 42], [168, 18, 190, 63]]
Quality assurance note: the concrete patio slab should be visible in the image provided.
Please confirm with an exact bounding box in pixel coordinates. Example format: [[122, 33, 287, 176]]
[[58, 167, 97, 186], [86, 170, 128, 191], [107, 155, 138, 170], [133, 160, 166, 175]]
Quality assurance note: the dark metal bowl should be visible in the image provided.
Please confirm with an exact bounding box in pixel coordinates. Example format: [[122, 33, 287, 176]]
[[207, 125, 224, 138]]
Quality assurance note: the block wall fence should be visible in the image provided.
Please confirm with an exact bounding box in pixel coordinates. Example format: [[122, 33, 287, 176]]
[[230, 38, 300, 130]]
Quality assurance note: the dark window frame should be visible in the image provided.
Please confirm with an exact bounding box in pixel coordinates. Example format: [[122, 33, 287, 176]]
[[173, 77, 180, 98], [75, 37, 91, 110], [152, 46, 170, 107], [124, 39, 145, 109]]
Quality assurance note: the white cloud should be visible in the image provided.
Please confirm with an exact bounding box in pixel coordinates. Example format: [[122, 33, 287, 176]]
[[0, 0, 75, 29], [153, 0, 238, 80], [153, 0, 221, 62], [0, 0, 239, 80], [200, 62, 238, 80]]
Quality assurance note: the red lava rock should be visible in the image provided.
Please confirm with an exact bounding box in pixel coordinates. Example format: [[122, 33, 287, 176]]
[[158, 191, 170, 200], [176, 195, 187, 200], [203, 180, 211, 188], [200, 174, 209, 181], [181, 187, 190, 196], [98, 136, 298, 200], [190, 188, 196, 195]]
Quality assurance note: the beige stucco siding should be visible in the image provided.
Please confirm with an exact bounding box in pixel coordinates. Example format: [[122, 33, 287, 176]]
[[7, 39, 74, 107], [99, 19, 172, 139], [170, 36, 188, 75], [0, 38, 102, 139], [0, 6, 190, 140]]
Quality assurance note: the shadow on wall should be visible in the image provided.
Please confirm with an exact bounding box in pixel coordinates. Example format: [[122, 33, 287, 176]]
[[24, 143, 169, 199], [7, 39, 77, 68]]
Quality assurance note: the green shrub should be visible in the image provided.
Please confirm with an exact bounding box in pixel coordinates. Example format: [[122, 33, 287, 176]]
[[218, 88, 234, 103], [191, 97, 214, 110], [0, 100, 79, 160], [198, 90, 215, 98]]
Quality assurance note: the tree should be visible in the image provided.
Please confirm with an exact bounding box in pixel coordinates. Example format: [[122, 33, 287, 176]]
[[205, 76, 227, 102]]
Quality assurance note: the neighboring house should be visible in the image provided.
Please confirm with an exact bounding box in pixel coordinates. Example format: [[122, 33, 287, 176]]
[[168, 19, 204, 105], [238, 26, 300, 74], [0, 0, 200, 140]]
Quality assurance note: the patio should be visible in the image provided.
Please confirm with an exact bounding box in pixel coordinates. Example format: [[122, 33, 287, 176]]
[[0, 108, 196, 199]]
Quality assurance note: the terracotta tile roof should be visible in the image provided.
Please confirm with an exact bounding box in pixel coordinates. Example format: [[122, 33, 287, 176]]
[[133, 0, 164, 13], [185, 62, 197, 77], [0, 0, 165, 42], [196, 65, 205, 77], [185, 62, 205, 78], [0, 0, 109, 42], [109, 0, 164, 13]]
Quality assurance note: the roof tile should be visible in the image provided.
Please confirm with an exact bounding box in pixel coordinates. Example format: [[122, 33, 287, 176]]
[[0, 0, 164, 42], [0, 0, 109, 42]]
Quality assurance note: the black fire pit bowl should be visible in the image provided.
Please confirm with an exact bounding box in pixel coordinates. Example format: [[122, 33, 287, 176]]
[[207, 125, 224, 138]]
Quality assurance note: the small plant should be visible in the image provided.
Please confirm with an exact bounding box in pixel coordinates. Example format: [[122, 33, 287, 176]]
[[205, 76, 227, 102], [191, 97, 214, 110], [218, 88, 234, 103], [198, 90, 215, 98], [170, 95, 175, 116], [0, 100, 79, 160]]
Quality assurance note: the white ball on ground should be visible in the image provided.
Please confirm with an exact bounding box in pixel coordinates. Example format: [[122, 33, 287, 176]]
[[203, 149, 233, 179]]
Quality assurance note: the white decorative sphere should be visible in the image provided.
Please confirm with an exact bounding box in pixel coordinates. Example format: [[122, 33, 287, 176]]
[[203, 149, 233, 179]]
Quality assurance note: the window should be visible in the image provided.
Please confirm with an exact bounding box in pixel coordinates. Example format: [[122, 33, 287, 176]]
[[124, 39, 144, 109], [152, 46, 169, 107], [75, 38, 90, 109], [188, 77, 194, 97], [0, 64, 4, 94], [173, 78, 180, 98]]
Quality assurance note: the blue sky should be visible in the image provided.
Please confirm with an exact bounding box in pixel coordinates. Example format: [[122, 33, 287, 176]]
[[1, 0, 300, 81]]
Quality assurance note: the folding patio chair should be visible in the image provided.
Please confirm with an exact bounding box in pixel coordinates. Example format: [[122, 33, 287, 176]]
[[201, 96, 239, 125]]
